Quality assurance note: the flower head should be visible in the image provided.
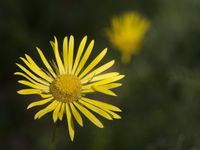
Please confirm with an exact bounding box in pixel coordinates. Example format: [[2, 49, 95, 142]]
[[15, 35, 124, 141], [106, 11, 150, 64]]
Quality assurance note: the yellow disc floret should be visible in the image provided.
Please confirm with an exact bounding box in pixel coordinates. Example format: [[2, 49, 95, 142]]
[[50, 75, 81, 103]]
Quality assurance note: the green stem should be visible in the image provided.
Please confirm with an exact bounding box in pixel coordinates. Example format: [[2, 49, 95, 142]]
[[121, 53, 131, 64], [51, 122, 59, 144]]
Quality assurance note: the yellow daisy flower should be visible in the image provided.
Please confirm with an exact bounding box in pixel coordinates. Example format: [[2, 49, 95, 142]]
[[15, 35, 124, 141], [106, 11, 150, 64]]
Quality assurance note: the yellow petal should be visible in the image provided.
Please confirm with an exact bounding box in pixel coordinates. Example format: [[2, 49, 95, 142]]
[[79, 100, 112, 120], [82, 86, 117, 96], [81, 97, 122, 112], [70, 103, 83, 126], [105, 109, 121, 119], [34, 101, 59, 119], [91, 73, 119, 82], [53, 102, 62, 122], [92, 86, 117, 96], [82, 83, 121, 94], [18, 80, 48, 91], [72, 36, 87, 74], [80, 60, 115, 83], [82, 75, 124, 89], [40, 93, 52, 98], [50, 37, 65, 75], [59, 103, 65, 121], [79, 48, 107, 79], [75, 40, 94, 76], [51, 60, 60, 75], [81, 72, 119, 84], [68, 35, 74, 74], [80, 89, 94, 93], [27, 97, 53, 109], [17, 89, 41, 95], [66, 104, 75, 141], [63, 36, 68, 73], [73, 101, 104, 128], [100, 83, 122, 89], [16, 63, 50, 86], [22, 55, 53, 83], [15, 72, 44, 86], [36, 47, 57, 78]]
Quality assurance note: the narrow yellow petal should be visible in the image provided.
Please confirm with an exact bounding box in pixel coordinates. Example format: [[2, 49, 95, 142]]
[[51, 60, 60, 75], [63, 36, 68, 73], [80, 89, 94, 93], [82, 75, 124, 90], [81, 83, 122, 94], [27, 97, 53, 109], [66, 104, 75, 141], [79, 48, 107, 79], [34, 101, 59, 119], [73, 101, 104, 128], [68, 35, 74, 73], [53, 102, 62, 122], [70, 103, 83, 127], [82, 98, 121, 119], [82, 87, 117, 96], [22, 55, 53, 83], [105, 109, 121, 119], [59, 103, 65, 121], [92, 86, 117, 96], [16, 63, 50, 86], [81, 97, 122, 112], [17, 89, 41, 95], [72, 36, 87, 74], [75, 40, 94, 76], [40, 94, 52, 98], [50, 37, 65, 75], [15, 72, 44, 86], [36, 47, 57, 78], [81, 72, 119, 84], [79, 100, 113, 120], [100, 83, 122, 89], [80, 60, 115, 83], [18, 80, 48, 91]]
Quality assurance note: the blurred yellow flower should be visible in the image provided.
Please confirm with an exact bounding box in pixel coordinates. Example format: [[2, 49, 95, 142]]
[[106, 12, 150, 64], [15, 35, 124, 141]]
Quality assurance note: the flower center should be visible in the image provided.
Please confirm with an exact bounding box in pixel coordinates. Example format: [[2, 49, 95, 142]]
[[50, 75, 82, 103]]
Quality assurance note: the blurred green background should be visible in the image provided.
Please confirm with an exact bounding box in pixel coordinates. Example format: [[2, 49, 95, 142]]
[[1, 0, 200, 150]]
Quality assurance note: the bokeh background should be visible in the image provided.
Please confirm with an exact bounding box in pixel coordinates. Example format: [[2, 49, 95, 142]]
[[1, 0, 200, 150]]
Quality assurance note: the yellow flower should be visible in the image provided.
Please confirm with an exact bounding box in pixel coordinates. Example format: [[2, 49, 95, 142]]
[[15, 35, 124, 141], [106, 11, 150, 64]]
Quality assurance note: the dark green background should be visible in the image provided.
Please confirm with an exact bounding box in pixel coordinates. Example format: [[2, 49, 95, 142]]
[[1, 0, 200, 149]]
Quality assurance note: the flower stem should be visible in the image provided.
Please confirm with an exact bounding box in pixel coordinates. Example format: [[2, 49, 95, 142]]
[[51, 122, 59, 144]]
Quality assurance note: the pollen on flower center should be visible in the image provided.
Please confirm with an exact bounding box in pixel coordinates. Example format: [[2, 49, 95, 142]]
[[50, 75, 82, 103]]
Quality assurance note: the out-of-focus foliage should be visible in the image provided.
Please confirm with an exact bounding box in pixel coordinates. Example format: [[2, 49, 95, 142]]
[[0, 0, 200, 150]]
